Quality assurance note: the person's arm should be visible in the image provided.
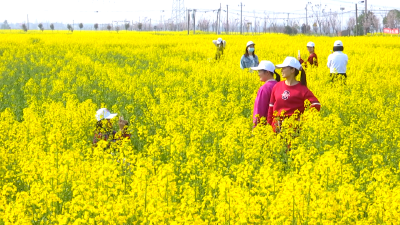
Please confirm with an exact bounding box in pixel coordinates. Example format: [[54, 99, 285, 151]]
[[255, 55, 259, 66], [313, 54, 318, 67], [223, 40, 226, 48], [254, 88, 271, 126], [299, 58, 304, 64], [304, 89, 321, 111], [327, 54, 332, 68], [267, 86, 277, 125], [240, 55, 245, 69]]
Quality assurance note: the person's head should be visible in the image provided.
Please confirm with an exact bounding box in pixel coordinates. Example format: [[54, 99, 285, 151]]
[[276, 57, 307, 86], [251, 60, 281, 82], [217, 37, 223, 47], [306, 42, 315, 54], [333, 40, 344, 52], [95, 108, 117, 131], [245, 41, 255, 57]]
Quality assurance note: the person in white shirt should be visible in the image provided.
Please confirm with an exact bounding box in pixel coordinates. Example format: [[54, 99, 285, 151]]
[[327, 40, 348, 82], [212, 38, 226, 60]]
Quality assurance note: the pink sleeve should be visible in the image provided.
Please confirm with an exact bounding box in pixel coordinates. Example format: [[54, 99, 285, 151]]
[[254, 88, 271, 126]]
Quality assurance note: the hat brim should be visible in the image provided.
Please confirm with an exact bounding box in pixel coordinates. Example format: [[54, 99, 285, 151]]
[[250, 66, 263, 70], [275, 63, 289, 68], [105, 113, 117, 119]]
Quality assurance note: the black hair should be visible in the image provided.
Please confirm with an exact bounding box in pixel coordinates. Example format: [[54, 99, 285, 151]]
[[273, 70, 281, 82], [333, 46, 344, 52], [294, 68, 307, 87], [263, 70, 281, 82], [244, 46, 255, 57]]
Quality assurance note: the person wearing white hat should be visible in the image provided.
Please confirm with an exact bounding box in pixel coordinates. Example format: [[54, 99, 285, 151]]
[[93, 108, 130, 146], [327, 40, 348, 82], [212, 37, 226, 60], [240, 41, 259, 70], [250, 61, 281, 127], [268, 57, 320, 133], [298, 41, 318, 67]]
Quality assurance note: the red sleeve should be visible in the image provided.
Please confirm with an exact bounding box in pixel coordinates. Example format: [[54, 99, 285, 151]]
[[307, 55, 313, 65], [299, 58, 304, 64], [267, 85, 277, 125], [304, 88, 321, 111], [308, 53, 318, 66]]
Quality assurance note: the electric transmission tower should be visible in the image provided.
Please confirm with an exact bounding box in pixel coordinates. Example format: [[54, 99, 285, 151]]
[[171, 0, 185, 30]]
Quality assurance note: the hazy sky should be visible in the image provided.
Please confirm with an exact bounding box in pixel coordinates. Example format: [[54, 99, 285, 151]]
[[1, 0, 398, 25]]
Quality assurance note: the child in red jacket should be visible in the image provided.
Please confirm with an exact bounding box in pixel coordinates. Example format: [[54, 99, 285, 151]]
[[298, 42, 318, 67]]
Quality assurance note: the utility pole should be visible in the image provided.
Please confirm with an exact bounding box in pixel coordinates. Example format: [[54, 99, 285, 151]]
[[287, 13, 289, 26], [253, 10, 256, 34], [356, 4, 358, 36], [218, 3, 221, 34], [340, 7, 345, 32], [216, 7, 219, 34], [305, 6, 308, 28], [239, 2, 243, 34], [365, 0, 367, 34], [193, 9, 196, 34], [187, 9, 190, 35], [226, 5, 229, 34]]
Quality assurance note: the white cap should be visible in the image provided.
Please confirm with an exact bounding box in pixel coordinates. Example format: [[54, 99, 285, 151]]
[[307, 42, 315, 47], [250, 60, 275, 73], [95, 108, 117, 121], [334, 40, 343, 47], [246, 41, 255, 47], [276, 57, 302, 70], [217, 37, 223, 44]]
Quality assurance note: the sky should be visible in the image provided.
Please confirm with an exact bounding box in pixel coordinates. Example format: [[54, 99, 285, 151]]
[[0, 0, 398, 26]]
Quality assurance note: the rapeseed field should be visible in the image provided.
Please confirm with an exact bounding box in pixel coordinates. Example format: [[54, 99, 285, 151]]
[[1, 31, 400, 224]]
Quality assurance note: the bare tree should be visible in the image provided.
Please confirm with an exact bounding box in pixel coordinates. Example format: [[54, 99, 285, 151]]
[[50, 23, 54, 31], [367, 11, 380, 33], [106, 24, 112, 32], [94, 23, 99, 30], [383, 10, 400, 28], [312, 22, 318, 33], [78, 23, 83, 31], [347, 17, 356, 35], [270, 13, 278, 32], [322, 19, 330, 34], [328, 11, 340, 35], [312, 4, 326, 34], [371, 14, 381, 32], [199, 18, 210, 32]]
